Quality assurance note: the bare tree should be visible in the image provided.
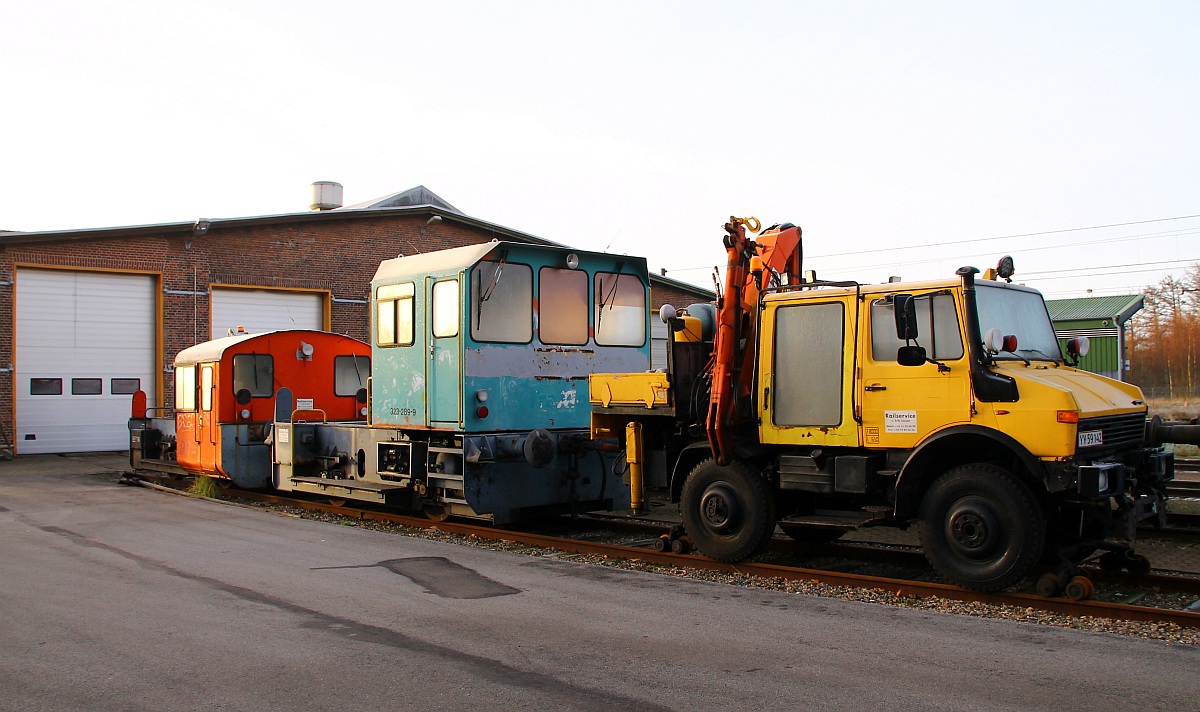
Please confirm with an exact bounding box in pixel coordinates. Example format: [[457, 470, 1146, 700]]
[[1129, 264, 1200, 399]]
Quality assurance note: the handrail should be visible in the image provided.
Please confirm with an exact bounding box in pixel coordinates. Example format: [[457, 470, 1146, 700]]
[[291, 408, 328, 423]]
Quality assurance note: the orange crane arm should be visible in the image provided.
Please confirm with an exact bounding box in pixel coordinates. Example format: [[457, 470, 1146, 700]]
[[705, 218, 803, 465]]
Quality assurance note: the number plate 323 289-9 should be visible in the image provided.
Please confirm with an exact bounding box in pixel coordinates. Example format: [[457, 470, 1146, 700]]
[[1078, 430, 1104, 447]]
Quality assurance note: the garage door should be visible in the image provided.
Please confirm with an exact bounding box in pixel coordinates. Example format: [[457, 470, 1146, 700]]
[[210, 288, 325, 340], [15, 269, 156, 454]]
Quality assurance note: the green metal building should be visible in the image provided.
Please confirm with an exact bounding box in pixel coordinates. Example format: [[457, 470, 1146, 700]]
[[1046, 294, 1144, 382]]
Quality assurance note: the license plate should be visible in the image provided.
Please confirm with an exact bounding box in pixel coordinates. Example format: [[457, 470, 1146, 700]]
[[1078, 430, 1104, 447]]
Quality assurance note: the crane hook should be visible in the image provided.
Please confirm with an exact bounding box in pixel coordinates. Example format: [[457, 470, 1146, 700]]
[[730, 216, 761, 233]]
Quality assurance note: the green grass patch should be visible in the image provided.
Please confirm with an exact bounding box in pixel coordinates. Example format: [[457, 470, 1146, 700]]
[[188, 476, 223, 499]]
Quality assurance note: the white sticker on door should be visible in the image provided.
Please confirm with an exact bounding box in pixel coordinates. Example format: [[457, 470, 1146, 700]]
[[885, 410, 918, 434]]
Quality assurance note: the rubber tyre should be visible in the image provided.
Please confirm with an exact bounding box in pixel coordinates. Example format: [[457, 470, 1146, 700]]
[[681, 459, 775, 562], [919, 463, 1045, 592]]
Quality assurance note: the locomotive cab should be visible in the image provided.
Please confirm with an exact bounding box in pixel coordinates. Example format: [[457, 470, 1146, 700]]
[[273, 241, 651, 522], [132, 329, 370, 487]]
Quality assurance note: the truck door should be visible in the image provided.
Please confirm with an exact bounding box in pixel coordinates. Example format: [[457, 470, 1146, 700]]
[[426, 277, 462, 427], [859, 292, 970, 448], [759, 296, 858, 446]]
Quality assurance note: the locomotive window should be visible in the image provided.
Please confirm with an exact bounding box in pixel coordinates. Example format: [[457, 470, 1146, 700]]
[[334, 355, 370, 396], [539, 267, 588, 345], [870, 293, 963, 361], [594, 272, 647, 346], [71, 378, 103, 395], [376, 282, 414, 347], [201, 366, 214, 411], [432, 279, 460, 338], [471, 261, 532, 343], [175, 365, 196, 411], [30, 378, 62, 396], [233, 354, 274, 398], [111, 378, 140, 395]]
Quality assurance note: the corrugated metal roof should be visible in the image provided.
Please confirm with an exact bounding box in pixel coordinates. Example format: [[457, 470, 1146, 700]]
[[1046, 294, 1144, 323], [343, 185, 463, 214]]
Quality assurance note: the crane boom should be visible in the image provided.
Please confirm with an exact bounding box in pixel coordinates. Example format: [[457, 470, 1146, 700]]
[[705, 217, 803, 464]]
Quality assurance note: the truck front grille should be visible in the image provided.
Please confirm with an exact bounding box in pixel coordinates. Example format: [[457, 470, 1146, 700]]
[[1077, 413, 1145, 452]]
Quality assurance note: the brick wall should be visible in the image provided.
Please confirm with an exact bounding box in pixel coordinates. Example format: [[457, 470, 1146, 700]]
[[0, 211, 711, 449]]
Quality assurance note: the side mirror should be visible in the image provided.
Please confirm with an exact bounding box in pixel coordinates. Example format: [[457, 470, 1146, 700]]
[[897, 345, 927, 367], [894, 294, 919, 340]]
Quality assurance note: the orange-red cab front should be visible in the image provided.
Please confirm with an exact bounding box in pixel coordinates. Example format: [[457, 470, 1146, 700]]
[[172, 330, 370, 486]]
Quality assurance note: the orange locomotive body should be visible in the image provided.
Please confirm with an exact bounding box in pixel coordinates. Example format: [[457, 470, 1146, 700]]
[[130, 329, 370, 487]]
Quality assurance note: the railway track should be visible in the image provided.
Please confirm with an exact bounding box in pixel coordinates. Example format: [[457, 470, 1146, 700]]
[[120, 472, 1200, 631], [1170, 480, 1200, 497]]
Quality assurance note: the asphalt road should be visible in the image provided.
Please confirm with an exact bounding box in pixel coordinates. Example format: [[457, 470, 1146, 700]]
[[2, 469, 1198, 711]]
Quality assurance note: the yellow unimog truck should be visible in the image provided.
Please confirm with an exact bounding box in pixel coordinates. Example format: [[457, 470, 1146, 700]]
[[590, 217, 1194, 594]]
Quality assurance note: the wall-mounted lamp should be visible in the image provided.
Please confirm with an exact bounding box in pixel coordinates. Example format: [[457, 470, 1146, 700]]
[[419, 214, 443, 236], [186, 218, 212, 250]]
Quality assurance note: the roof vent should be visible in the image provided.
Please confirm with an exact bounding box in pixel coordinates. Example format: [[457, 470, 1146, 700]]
[[310, 181, 343, 211]]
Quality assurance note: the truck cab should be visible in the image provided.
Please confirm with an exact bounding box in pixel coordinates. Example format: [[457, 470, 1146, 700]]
[[590, 218, 1184, 593]]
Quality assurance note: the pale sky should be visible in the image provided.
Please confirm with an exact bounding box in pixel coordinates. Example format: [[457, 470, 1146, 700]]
[[4, 1, 1198, 299]]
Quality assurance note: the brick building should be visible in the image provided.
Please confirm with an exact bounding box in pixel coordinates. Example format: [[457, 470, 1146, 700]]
[[0, 186, 711, 454]]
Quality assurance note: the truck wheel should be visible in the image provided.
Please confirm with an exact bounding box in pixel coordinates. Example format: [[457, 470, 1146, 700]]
[[681, 459, 774, 562], [918, 463, 1044, 592]]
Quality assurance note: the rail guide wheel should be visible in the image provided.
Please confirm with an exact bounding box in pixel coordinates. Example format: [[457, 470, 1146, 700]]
[[1064, 575, 1095, 601], [1035, 572, 1063, 598]]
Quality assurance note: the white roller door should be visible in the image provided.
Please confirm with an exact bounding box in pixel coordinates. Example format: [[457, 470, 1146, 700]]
[[16, 269, 156, 454], [210, 288, 324, 339]]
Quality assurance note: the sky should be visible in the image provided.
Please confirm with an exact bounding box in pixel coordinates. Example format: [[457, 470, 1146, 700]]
[[3, 1, 1199, 300]]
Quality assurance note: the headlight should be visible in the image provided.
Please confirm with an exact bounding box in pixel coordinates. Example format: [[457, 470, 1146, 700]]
[[1078, 463, 1122, 498]]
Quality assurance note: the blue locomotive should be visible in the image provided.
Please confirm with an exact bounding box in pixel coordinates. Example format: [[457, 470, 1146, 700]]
[[272, 241, 650, 522]]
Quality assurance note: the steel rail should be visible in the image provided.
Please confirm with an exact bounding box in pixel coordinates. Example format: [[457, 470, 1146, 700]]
[[122, 474, 1200, 630], [1170, 480, 1200, 496]]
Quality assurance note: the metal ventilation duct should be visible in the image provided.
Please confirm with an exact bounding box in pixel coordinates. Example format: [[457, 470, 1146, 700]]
[[310, 181, 344, 211]]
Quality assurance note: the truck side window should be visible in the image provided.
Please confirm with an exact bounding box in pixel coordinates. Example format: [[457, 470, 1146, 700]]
[[376, 282, 415, 347], [870, 294, 963, 361], [773, 302, 844, 426], [539, 267, 588, 345], [174, 365, 196, 411], [233, 354, 273, 398], [470, 261, 532, 343], [595, 272, 646, 346]]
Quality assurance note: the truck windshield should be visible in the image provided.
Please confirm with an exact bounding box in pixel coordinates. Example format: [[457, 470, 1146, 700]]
[[975, 284, 1062, 362]]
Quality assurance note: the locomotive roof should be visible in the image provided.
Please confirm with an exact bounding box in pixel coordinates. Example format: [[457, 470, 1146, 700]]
[[371, 241, 649, 283], [372, 242, 504, 283], [174, 329, 365, 365]]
